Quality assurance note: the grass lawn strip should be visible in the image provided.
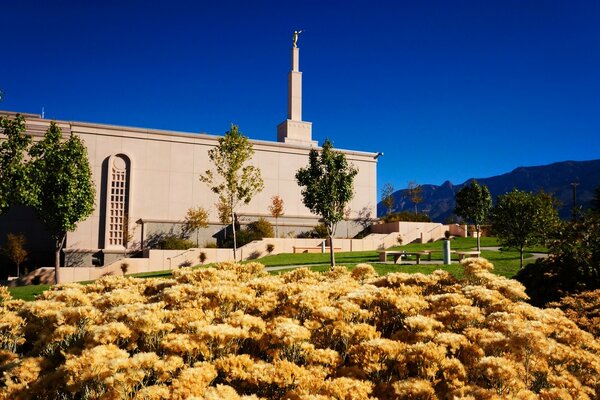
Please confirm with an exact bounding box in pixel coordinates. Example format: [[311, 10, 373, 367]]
[[8, 237, 534, 301]]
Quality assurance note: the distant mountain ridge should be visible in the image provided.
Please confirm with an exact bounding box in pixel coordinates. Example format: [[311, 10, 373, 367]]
[[378, 159, 600, 222]]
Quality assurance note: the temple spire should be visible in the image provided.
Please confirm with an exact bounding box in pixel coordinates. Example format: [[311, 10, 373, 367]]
[[277, 32, 315, 146]]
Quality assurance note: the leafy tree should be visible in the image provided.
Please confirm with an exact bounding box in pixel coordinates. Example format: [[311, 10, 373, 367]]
[[1, 233, 28, 278], [381, 183, 395, 216], [454, 180, 492, 251], [200, 125, 263, 260], [29, 122, 95, 283], [268, 195, 285, 237], [490, 189, 560, 269], [0, 115, 35, 215], [296, 139, 357, 267], [407, 181, 423, 215], [181, 206, 209, 247]]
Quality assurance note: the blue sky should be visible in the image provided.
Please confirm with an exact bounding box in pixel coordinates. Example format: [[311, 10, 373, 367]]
[[2, 1, 599, 199]]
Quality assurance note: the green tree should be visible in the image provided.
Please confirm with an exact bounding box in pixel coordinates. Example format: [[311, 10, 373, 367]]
[[490, 189, 560, 269], [0, 115, 35, 215], [454, 180, 492, 251], [407, 181, 423, 215], [381, 183, 395, 216], [268, 195, 285, 237], [1, 233, 28, 278], [29, 122, 95, 283], [296, 139, 358, 267], [199, 125, 263, 261], [181, 206, 209, 247]]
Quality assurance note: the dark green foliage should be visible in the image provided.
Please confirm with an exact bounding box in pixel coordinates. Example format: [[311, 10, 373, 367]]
[[490, 189, 560, 268], [159, 235, 196, 250], [296, 139, 358, 267], [29, 122, 95, 283], [221, 218, 274, 248], [246, 218, 274, 239], [454, 180, 492, 251], [0, 115, 35, 215], [516, 214, 600, 306], [382, 211, 431, 223]]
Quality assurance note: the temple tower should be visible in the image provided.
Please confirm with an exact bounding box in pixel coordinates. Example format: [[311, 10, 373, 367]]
[[277, 35, 316, 146]]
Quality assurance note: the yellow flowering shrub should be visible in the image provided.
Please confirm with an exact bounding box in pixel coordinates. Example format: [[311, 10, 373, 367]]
[[0, 258, 599, 399]]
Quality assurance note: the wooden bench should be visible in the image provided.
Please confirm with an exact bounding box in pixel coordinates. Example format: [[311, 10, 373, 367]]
[[293, 246, 342, 254], [455, 251, 481, 261], [378, 250, 432, 264]]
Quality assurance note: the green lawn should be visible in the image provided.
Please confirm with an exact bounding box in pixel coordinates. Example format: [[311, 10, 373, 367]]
[[7, 237, 536, 301], [8, 284, 51, 302]]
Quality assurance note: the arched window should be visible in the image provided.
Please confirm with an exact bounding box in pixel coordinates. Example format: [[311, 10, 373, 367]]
[[105, 154, 131, 248]]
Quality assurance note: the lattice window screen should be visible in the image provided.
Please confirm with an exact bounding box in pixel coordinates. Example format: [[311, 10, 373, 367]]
[[106, 155, 130, 247]]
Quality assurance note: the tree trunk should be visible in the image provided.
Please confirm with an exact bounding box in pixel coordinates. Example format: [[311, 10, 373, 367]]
[[519, 246, 524, 269], [196, 230, 199, 248], [329, 235, 336, 268], [54, 234, 65, 284], [328, 224, 336, 268], [16, 262, 20, 279], [476, 224, 481, 252], [231, 209, 237, 262], [275, 217, 278, 238]]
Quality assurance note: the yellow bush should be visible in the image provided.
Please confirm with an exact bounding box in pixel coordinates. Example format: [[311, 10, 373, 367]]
[[0, 258, 599, 399]]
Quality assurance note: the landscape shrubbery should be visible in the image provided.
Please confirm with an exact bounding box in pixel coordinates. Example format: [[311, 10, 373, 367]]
[[1, 258, 599, 399], [382, 211, 431, 223], [516, 214, 600, 306], [547, 289, 600, 338], [221, 218, 274, 248]]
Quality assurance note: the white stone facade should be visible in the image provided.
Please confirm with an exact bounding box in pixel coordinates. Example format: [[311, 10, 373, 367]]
[[0, 112, 378, 266]]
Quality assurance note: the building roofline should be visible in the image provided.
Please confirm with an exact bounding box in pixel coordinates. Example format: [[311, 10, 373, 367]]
[[0, 110, 380, 159]]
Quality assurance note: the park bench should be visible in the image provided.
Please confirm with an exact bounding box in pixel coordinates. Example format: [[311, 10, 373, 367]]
[[455, 250, 481, 261], [378, 250, 432, 264], [293, 246, 342, 254]]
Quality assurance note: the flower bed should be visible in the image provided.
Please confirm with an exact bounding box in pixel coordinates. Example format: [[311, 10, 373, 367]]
[[1, 259, 599, 399]]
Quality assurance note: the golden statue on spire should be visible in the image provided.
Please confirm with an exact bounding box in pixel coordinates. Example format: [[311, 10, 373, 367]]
[[293, 30, 304, 48]]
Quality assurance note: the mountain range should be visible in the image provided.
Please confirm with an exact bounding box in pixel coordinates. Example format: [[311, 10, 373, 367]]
[[377, 159, 600, 222]]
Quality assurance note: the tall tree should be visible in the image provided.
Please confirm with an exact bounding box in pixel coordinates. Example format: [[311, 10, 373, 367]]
[[1, 233, 28, 278], [490, 189, 560, 268], [181, 206, 209, 247], [268, 195, 285, 237], [407, 181, 423, 215], [199, 125, 263, 261], [454, 180, 492, 251], [381, 183, 395, 217], [29, 122, 95, 283], [296, 139, 358, 267], [0, 115, 35, 216]]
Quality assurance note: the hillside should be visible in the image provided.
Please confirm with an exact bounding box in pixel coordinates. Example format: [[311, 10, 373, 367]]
[[378, 159, 600, 222]]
